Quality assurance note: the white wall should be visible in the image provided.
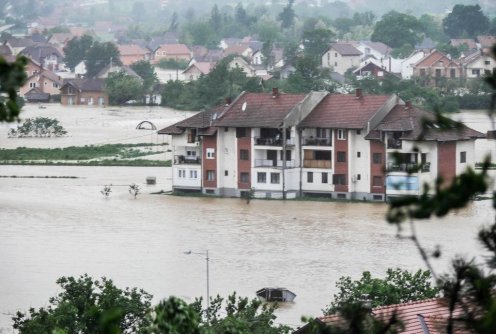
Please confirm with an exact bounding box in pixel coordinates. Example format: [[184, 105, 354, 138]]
[[456, 140, 476, 175], [217, 127, 238, 190], [348, 129, 372, 194], [155, 67, 185, 82], [401, 51, 425, 79], [322, 48, 361, 75]]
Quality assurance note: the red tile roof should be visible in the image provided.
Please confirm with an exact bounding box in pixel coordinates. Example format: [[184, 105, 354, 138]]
[[476, 35, 496, 48], [415, 50, 458, 68], [159, 44, 191, 56], [118, 44, 148, 56], [214, 92, 306, 128], [299, 94, 391, 129], [158, 106, 225, 135]]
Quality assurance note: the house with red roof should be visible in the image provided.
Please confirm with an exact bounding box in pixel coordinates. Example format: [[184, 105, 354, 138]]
[[117, 44, 150, 65], [152, 44, 192, 64], [182, 62, 215, 82], [158, 89, 484, 200], [412, 50, 463, 86]]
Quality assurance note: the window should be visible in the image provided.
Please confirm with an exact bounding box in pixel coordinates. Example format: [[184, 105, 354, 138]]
[[280, 150, 292, 161], [460, 151, 466, 163], [257, 172, 266, 183], [307, 172, 313, 183], [187, 129, 197, 143], [314, 150, 331, 160], [334, 61, 337, 66], [450, 69, 456, 78], [421, 153, 427, 164], [337, 129, 347, 140], [206, 170, 215, 181], [356, 129, 361, 135], [373, 176, 383, 187], [472, 69, 481, 77], [224, 127, 229, 132], [225, 170, 228, 176], [240, 172, 250, 183], [357, 174, 361, 181], [335, 52, 338, 57], [206, 148, 215, 159], [372, 153, 382, 164], [337, 151, 346, 163], [332, 174, 346, 185], [178, 169, 186, 178], [239, 149, 249, 160], [236, 127, 247, 138], [321, 173, 328, 184], [357, 152, 361, 158], [420, 69, 426, 77], [44, 81, 47, 85], [316, 128, 328, 138], [29, 82, 36, 88], [190, 170, 198, 179], [435, 69, 441, 77], [270, 173, 280, 184], [186, 150, 197, 158], [53, 83, 58, 88], [485, 60, 490, 65]]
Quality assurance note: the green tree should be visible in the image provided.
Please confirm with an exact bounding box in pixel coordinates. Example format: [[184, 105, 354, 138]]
[[352, 11, 375, 26], [85, 41, 122, 78], [371, 11, 422, 49], [442, 4, 489, 38], [105, 71, 144, 105], [130, 60, 159, 93], [63, 35, 94, 71], [12, 274, 152, 334], [169, 11, 179, 32], [0, 55, 27, 122], [323, 268, 439, 315], [210, 4, 222, 34], [302, 28, 335, 60], [418, 14, 447, 43], [278, 0, 295, 30], [145, 297, 204, 334], [285, 55, 330, 93]]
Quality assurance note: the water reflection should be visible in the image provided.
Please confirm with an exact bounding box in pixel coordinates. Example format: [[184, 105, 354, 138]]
[[0, 165, 489, 331]]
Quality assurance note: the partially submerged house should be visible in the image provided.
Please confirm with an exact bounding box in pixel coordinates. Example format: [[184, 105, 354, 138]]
[[59, 78, 108, 106]]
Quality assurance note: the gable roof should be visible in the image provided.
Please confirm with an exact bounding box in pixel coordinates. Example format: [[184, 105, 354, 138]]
[[118, 44, 148, 56], [371, 104, 485, 141], [214, 91, 306, 128], [158, 106, 224, 135], [476, 35, 496, 48], [157, 43, 191, 56], [299, 93, 391, 129], [96, 64, 141, 79], [183, 62, 214, 75], [450, 39, 477, 50], [328, 43, 362, 56], [20, 44, 63, 63], [223, 45, 252, 57], [62, 78, 105, 92], [415, 37, 436, 50], [414, 50, 458, 68], [360, 41, 392, 56]]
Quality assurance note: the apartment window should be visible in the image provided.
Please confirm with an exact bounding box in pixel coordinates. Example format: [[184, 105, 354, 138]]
[[357, 152, 361, 158], [257, 172, 266, 183], [225, 170, 228, 176], [321, 172, 328, 184], [316, 128, 328, 138], [187, 128, 197, 143], [206, 148, 215, 159], [29, 82, 36, 88], [356, 129, 361, 135], [190, 170, 198, 179], [240, 172, 250, 183], [334, 61, 338, 67], [206, 170, 215, 181], [332, 174, 346, 185], [236, 127, 247, 138], [239, 149, 249, 160], [460, 151, 466, 163], [280, 150, 292, 161], [357, 174, 361, 181], [186, 150, 196, 158], [307, 172, 313, 183], [314, 150, 331, 160], [337, 129, 347, 140], [270, 173, 280, 184], [337, 151, 346, 163], [372, 176, 383, 187], [373, 153, 382, 164], [421, 153, 427, 164], [178, 169, 186, 178]]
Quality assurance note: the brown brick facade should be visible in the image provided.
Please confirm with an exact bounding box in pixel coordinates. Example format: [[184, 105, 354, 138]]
[[202, 135, 217, 188], [370, 140, 386, 194], [334, 129, 348, 192], [60, 91, 109, 106], [437, 141, 456, 185], [237, 129, 251, 189]]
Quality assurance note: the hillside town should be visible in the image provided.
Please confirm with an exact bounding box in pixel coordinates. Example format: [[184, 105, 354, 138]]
[[1, 1, 496, 333]]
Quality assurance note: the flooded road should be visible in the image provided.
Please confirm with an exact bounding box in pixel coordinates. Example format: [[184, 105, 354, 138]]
[[0, 165, 491, 332]]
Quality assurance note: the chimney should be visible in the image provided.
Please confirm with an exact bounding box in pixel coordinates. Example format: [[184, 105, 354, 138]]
[[405, 101, 412, 109], [225, 96, 232, 106], [355, 88, 363, 99], [272, 87, 279, 98]]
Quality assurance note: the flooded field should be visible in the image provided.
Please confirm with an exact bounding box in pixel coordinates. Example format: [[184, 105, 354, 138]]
[[0, 105, 494, 332]]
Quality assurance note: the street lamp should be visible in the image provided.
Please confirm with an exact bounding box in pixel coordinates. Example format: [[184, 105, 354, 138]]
[[184, 250, 210, 319]]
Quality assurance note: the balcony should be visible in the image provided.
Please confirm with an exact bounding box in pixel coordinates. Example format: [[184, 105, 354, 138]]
[[255, 137, 295, 146], [303, 137, 332, 146], [387, 139, 402, 149], [255, 159, 295, 168], [387, 162, 430, 173], [174, 155, 202, 165], [303, 160, 332, 169]]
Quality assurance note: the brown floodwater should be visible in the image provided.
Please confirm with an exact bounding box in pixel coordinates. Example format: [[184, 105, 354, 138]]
[[0, 165, 492, 332]]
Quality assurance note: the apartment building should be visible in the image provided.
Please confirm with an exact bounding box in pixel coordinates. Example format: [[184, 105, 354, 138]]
[[158, 89, 484, 201]]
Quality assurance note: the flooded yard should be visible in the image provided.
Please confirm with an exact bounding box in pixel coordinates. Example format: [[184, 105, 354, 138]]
[[0, 105, 494, 332]]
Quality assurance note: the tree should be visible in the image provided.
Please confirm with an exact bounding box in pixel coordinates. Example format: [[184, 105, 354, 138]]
[[285, 55, 331, 93], [85, 41, 121, 78], [209, 4, 222, 34], [63, 35, 94, 71], [323, 268, 440, 315], [278, 0, 295, 30], [302, 28, 335, 60], [371, 11, 422, 49], [105, 71, 143, 105], [442, 5, 489, 38], [12, 274, 152, 334], [0, 55, 27, 122], [169, 11, 178, 32], [418, 14, 447, 43], [130, 60, 158, 93]]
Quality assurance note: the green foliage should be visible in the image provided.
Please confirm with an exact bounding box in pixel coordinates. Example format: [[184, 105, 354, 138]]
[[418, 14, 447, 43], [63, 35, 94, 71], [155, 58, 188, 70], [85, 41, 122, 78], [145, 297, 204, 334], [8, 117, 67, 137], [284, 55, 331, 93], [130, 60, 159, 93], [12, 274, 152, 334], [0, 55, 27, 122], [105, 70, 144, 105], [278, 0, 295, 30], [324, 268, 439, 315], [302, 28, 335, 60], [442, 4, 490, 38], [371, 11, 422, 49]]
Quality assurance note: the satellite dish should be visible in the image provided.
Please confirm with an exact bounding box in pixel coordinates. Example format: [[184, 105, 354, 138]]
[[241, 102, 247, 111]]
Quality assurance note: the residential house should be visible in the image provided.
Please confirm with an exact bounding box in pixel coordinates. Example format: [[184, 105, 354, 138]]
[[74, 61, 87, 76], [5, 37, 35, 55], [96, 64, 142, 80], [353, 61, 398, 80], [450, 38, 477, 51], [117, 44, 150, 65], [354, 41, 392, 62], [158, 89, 483, 200], [223, 45, 253, 59], [228, 56, 256, 77], [279, 63, 296, 79], [59, 78, 108, 106], [415, 37, 436, 53], [152, 44, 192, 63], [20, 44, 64, 71], [321, 43, 362, 75], [48, 33, 74, 49], [219, 38, 243, 50], [20, 69, 63, 99], [412, 50, 462, 86], [400, 50, 426, 79], [461, 50, 496, 79], [182, 62, 214, 82], [476, 35, 496, 54]]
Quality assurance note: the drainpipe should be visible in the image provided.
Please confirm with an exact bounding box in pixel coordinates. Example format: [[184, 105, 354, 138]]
[[282, 126, 287, 200], [298, 128, 303, 197]]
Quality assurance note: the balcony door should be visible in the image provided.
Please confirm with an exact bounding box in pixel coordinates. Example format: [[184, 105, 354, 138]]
[[267, 150, 277, 167]]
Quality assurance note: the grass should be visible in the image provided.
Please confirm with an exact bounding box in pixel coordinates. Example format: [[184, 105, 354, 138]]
[[0, 143, 171, 167]]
